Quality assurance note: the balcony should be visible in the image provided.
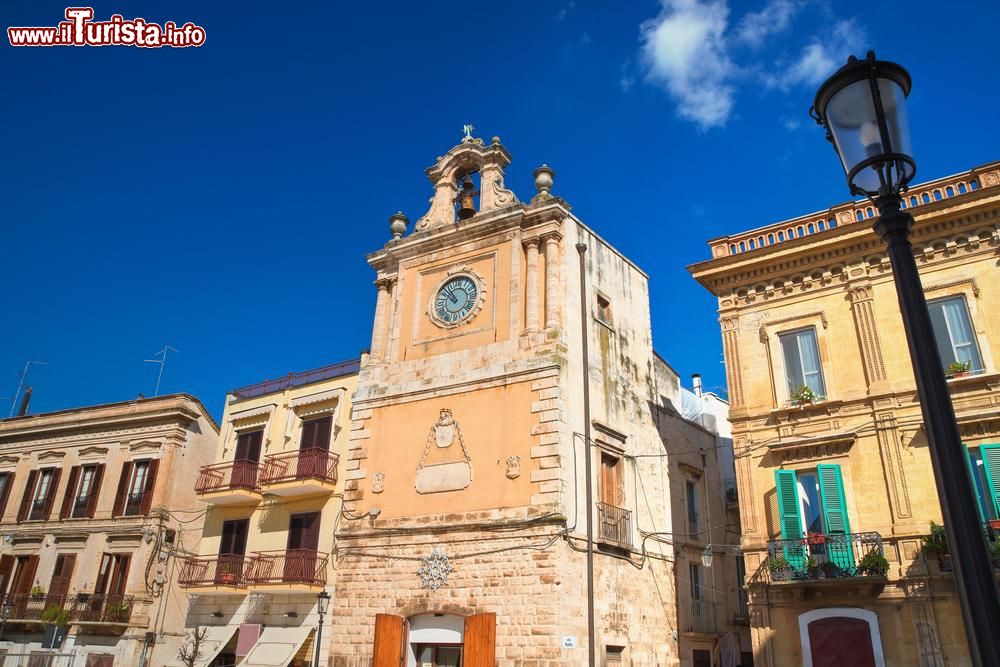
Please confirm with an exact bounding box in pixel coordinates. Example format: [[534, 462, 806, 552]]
[[178, 555, 252, 593], [3, 593, 134, 627], [766, 532, 888, 592], [685, 599, 720, 636], [259, 450, 338, 497], [194, 461, 262, 505], [596, 502, 632, 549], [245, 549, 328, 592], [723, 477, 738, 507]]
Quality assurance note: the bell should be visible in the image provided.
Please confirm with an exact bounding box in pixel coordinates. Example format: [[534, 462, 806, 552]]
[[456, 177, 477, 220]]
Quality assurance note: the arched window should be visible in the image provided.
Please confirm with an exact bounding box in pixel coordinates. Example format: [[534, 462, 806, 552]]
[[807, 223, 815, 234], [729, 244, 737, 255], [946, 186, 954, 197], [934, 190, 942, 201], [777, 231, 785, 241], [828, 218, 837, 229], [768, 233, 775, 244], [922, 193, 931, 204], [856, 210, 865, 222], [958, 183, 967, 194], [739, 241, 746, 252], [971, 179, 979, 190], [799, 608, 886, 667], [910, 195, 918, 206], [748, 239, 756, 249]]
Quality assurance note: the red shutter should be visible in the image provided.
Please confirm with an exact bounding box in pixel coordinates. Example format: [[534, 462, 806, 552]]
[[48, 554, 76, 598], [0, 472, 14, 521], [315, 416, 332, 451], [86, 465, 105, 519], [60, 466, 81, 520], [111, 462, 132, 518], [372, 614, 407, 667], [40, 468, 61, 521], [109, 555, 130, 595], [14, 556, 39, 596], [16, 470, 38, 522], [139, 459, 159, 515], [299, 419, 318, 450], [0, 555, 14, 595], [462, 613, 496, 667]]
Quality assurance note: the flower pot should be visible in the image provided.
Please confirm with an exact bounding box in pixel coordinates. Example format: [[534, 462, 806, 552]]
[[987, 519, 1000, 531], [805, 534, 828, 546], [938, 555, 953, 573]]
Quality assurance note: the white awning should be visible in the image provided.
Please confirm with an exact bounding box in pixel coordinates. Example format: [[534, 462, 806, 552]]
[[231, 404, 276, 429], [238, 626, 312, 667], [290, 388, 344, 408], [164, 625, 239, 667]]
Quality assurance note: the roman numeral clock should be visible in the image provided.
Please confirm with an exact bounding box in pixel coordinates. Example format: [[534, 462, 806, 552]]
[[427, 267, 487, 328]]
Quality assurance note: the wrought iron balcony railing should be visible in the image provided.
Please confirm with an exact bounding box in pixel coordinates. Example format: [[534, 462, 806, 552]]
[[3, 593, 134, 625], [195, 460, 260, 494], [245, 549, 328, 587], [178, 555, 252, 588], [596, 502, 632, 549], [686, 599, 720, 635], [723, 477, 738, 505], [766, 531, 887, 582], [260, 449, 338, 486]]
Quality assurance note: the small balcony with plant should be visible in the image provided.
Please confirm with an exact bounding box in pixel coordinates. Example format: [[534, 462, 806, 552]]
[[766, 532, 889, 592], [258, 449, 339, 498], [177, 554, 252, 593]]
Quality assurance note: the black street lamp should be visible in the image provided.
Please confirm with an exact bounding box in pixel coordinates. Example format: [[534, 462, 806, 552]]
[[811, 51, 1000, 667], [313, 589, 331, 667], [0, 598, 12, 641]]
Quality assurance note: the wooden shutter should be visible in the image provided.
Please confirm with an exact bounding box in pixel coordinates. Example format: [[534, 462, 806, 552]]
[[287, 512, 320, 551], [111, 462, 132, 517], [0, 555, 14, 595], [40, 468, 61, 520], [774, 470, 805, 568], [980, 445, 1000, 519], [60, 466, 81, 520], [86, 465, 105, 519], [299, 419, 318, 450], [220, 519, 249, 556], [235, 430, 263, 462], [139, 459, 159, 515], [48, 554, 76, 598], [0, 472, 14, 521], [314, 416, 333, 450], [462, 612, 497, 667], [372, 614, 407, 667], [17, 470, 38, 522], [94, 554, 113, 594], [14, 556, 39, 595], [817, 464, 851, 535], [109, 555, 130, 595]]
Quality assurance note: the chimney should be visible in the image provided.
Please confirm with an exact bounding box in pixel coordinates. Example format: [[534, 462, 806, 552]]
[[17, 386, 32, 416], [692, 374, 703, 397]]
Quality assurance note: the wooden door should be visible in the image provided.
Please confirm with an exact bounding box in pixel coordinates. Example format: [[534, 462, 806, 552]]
[[217, 520, 249, 584], [462, 612, 496, 667], [372, 614, 407, 667], [807, 617, 877, 667], [47, 554, 76, 607], [233, 430, 263, 488], [11, 555, 39, 616], [285, 512, 320, 582], [600, 452, 623, 506], [298, 416, 332, 478]]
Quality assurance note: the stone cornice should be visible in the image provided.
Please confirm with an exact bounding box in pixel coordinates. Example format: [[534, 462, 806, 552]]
[[768, 430, 856, 464], [0, 393, 218, 443]]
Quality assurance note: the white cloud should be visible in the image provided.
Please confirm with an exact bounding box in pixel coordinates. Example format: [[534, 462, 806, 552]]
[[640, 0, 735, 130], [637, 1, 866, 130], [556, 1, 575, 22], [734, 0, 800, 47]]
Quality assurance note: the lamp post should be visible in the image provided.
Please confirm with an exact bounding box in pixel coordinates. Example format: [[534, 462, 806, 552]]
[[313, 589, 330, 667], [811, 51, 1000, 667], [0, 598, 12, 641]]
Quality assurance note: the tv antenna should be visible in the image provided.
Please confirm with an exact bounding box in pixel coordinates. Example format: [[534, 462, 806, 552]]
[[8, 361, 47, 418], [144, 345, 178, 397]]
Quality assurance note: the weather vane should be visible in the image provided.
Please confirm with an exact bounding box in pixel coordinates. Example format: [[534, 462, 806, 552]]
[[463, 123, 474, 139]]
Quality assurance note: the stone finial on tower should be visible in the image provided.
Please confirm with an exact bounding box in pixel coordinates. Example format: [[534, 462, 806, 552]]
[[532, 164, 555, 202], [389, 211, 409, 240]]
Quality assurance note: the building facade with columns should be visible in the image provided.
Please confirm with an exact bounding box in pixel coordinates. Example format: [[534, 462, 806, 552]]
[[689, 161, 1000, 667], [0, 394, 219, 667], [330, 134, 748, 667]]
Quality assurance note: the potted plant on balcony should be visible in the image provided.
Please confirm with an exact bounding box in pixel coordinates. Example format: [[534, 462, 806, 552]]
[[921, 521, 951, 572], [41, 605, 71, 628], [104, 601, 130, 623], [857, 550, 890, 577], [217, 563, 237, 585], [30, 585, 46, 600], [790, 386, 817, 407], [946, 361, 971, 378], [819, 561, 844, 578], [989, 540, 1000, 569], [767, 555, 793, 581], [805, 556, 822, 578], [805, 532, 827, 546]]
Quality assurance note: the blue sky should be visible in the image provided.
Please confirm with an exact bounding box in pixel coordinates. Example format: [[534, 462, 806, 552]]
[[3, 0, 999, 420]]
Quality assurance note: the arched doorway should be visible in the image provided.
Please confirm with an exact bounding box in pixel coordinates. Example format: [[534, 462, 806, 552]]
[[798, 608, 885, 667], [407, 613, 464, 667]]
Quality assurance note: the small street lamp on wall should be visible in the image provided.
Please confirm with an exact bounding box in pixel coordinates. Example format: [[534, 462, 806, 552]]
[[811, 51, 1000, 667], [313, 589, 331, 667]]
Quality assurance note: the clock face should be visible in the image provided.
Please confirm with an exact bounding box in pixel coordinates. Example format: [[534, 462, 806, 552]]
[[434, 275, 479, 324]]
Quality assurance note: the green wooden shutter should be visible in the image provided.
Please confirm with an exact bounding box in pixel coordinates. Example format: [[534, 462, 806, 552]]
[[980, 444, 1000, 519], [967, 448, 985, 522], [774, 470, 805, 569], [817, 464, 855, 572]]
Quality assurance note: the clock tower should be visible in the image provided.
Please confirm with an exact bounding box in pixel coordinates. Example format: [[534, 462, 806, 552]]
[[331, 133, 685, 666]]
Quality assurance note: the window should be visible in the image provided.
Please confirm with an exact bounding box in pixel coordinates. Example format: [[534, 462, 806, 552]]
[[61, 464, 105, 519], [693, 649, 712, 667], [112, 459, 159, 517], [779, 328, 825, 399], [18, 468, 61, 522], [968, 445, 1000, 521], [929, 296, 983, 373], [0, 472, 13, 520], [605, 645, 625, 663], [596, 294, 612, 326], [599, 451, 623, 507], [774, 465, 852, 569], [686, 480, 700, 536], [689, 562, 702, 600], [300, 416, 333, 451]]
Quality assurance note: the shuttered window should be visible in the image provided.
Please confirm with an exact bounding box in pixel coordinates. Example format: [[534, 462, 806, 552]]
[[976, 444, 1000, 520], [779, 328, 826, 398], [774, 469, 806, 568], [372, 614, 407, 667], [599, 451, 623, 507], [775, 466, 854, 568], [234, 430, 263, 462], [48, 554, 77, 598], [0, 472, 13, 522], [300, 416, 333, 451], [462, 613, 496, 667], [21, 468, 62, 521], [114, 460, 159, 517], [929, 296, 983, 372]]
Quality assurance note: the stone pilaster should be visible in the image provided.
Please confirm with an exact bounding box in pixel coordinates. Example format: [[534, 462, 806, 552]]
[[523, 238, 541, 333], [721, 316, 744, 407], [848, 284, 889, 393], [875, 411, 913, 521], [369, 278, 392, 363], [544, 235, 561, 330]]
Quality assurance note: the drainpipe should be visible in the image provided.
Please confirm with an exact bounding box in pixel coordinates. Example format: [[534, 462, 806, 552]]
[[576, 241, 596, 667]]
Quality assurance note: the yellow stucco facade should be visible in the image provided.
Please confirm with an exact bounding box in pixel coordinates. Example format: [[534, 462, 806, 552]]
[[690, 162, 1000, 667]]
